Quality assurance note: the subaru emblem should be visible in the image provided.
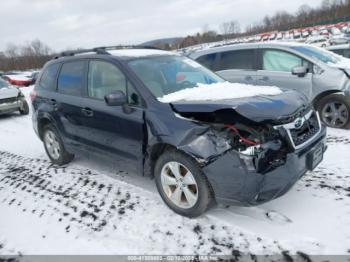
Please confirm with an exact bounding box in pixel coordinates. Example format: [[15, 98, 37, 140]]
[[294, 118, 303, 129]]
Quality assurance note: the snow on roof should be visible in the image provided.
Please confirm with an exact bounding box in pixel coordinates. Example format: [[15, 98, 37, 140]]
[[108, 49, 177, 58], [158, 82, 283, 103]]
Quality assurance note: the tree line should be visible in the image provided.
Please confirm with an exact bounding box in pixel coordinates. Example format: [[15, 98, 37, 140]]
[[0, 40, 52, 72], [162, 0, 350, 49]]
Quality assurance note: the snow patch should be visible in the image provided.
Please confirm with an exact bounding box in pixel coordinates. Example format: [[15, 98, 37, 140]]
[[158, 82, 283, 103], [108, 49, 177, 58]]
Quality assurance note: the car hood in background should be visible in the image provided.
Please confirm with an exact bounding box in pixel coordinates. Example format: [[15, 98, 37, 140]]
[[171, 90, 309, 122], [0, 86, 19, 100]]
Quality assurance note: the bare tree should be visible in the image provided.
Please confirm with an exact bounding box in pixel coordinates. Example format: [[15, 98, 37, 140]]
[[0, 39, 53, 71], [220, 20, 241, 39]]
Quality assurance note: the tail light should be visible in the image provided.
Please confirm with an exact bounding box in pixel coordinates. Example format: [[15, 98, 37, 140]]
[[30, 90, 37, 102]]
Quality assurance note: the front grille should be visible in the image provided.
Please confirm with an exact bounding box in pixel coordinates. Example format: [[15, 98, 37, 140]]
[[274, 110, 321, 149], [0, 97, 18, 104], [289, 112, 320, 147]]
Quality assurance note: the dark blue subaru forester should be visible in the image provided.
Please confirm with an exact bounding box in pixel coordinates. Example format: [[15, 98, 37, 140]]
[[31, 46, 327, 217]]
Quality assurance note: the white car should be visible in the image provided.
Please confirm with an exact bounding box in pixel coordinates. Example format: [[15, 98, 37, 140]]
[[306, 36, 330, 48], [0, 78, 29, 115]]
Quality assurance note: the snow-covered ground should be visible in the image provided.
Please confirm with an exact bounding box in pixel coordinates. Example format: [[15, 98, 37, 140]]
[[0, 86, 349, 257]]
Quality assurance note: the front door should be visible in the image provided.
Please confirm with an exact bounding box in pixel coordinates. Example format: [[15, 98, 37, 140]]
[[78, 60, 144, 173], [256, 49, 313, 99]]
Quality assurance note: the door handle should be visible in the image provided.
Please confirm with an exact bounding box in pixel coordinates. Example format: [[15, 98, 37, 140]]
[[258, 76, 269, 81], [81, 107, 94, 117], [244, 76, 253, 81], [50, 99, 58, 110]]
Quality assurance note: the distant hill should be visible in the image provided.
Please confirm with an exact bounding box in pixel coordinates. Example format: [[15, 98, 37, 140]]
[[141, 37, 183, 46]]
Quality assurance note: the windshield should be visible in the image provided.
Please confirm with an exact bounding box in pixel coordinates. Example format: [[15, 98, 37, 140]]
[[0, 78, 9, 88], [292, 45, 341, 65], [128, 55, 223, 98]]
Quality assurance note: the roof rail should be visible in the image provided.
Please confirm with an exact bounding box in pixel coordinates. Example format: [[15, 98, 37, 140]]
[[94, 45, 162, 51], [54, 45, 162, 59]]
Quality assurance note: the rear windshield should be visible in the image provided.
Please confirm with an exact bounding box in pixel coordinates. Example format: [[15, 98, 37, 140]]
[[128, 55, 223, 98]]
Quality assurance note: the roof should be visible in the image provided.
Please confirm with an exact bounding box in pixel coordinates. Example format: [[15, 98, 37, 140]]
[[108, 49, 177, 58], [188, 41, 308, 58]]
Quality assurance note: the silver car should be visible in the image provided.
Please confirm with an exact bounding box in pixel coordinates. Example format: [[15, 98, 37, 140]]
[[0, 78, 29, 115], [188, 42, 350, 129]]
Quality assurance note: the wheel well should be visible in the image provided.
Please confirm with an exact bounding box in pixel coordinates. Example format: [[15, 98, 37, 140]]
[[147, 143, 176, 178], [38, 118, 52, 139], [313, 90, 343, 109]]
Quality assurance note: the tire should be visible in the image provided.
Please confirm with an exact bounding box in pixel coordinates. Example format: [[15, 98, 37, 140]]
[[42, 124, 74, 165], [317, 94, 350, 129], [19, 99, 29, 115], [154, 149, 213, 218]]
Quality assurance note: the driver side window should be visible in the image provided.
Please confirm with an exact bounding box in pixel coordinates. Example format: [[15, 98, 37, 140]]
[[262, 50, 305, 72], [88, 61, 127, 100]]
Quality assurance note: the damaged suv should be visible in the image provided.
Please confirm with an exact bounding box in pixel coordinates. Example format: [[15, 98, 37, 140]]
[[31, 47, 327, 217]]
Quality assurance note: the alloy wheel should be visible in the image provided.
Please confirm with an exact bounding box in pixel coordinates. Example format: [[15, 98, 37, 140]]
[[321, 101, 349, 128], [160, 161, 198, 209], [44, 130, 61, 160]]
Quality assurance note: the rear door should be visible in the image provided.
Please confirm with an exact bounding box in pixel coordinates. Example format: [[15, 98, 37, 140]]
[[78, 60, 144, 173], [214, 49, 258, 84], [257, 48, 313, 99], [54, 60, 87, 144]]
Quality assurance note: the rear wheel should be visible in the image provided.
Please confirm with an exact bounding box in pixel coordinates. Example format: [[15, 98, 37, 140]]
[[317, 94, 350, 129], [19, 99, 29, 115], [154, 149, 213, 217], [43, 124, 74, 165]]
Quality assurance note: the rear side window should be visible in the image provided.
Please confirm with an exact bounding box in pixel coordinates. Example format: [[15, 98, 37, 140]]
[[58, 61, 85, 96], [196, 53, 217, 70], [217, 49, 255, 71], [344, 49, 350, 58], [262, 50, 303, 72], [332, 49, 344, 56], [39, 63, 60, 90]]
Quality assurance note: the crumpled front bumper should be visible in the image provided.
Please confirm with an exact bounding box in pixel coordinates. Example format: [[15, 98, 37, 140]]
[[202, 126, 327, 206]]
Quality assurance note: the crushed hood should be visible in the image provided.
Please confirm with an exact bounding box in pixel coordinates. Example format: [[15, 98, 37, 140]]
[[0, 86, 19, 100], [171, 90, 309, 122]]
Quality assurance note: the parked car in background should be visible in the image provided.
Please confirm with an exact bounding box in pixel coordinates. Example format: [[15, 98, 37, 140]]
[[0, 78, 29, 115], [31, 46, 326, 217], [330, 33, 350, 45], [2, 73, 33, 87], [327, 44, 350, 58], [189, 42, 350, 129], [306, 36, 330, 47]]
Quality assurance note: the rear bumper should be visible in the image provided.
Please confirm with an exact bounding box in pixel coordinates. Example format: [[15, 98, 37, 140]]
[[0, 101, 20, 114], [202, 126, 327, 206], [32, 110, 39, 137]]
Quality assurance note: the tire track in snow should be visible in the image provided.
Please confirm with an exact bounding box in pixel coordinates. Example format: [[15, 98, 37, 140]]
[[0, 150, 306, 255]]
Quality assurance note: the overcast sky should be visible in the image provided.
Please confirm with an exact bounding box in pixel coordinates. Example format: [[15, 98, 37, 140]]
[[0, 0, 322, 52]]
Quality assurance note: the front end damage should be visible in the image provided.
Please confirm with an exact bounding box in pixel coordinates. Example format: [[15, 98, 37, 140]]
[[170, 102, 327, 206]]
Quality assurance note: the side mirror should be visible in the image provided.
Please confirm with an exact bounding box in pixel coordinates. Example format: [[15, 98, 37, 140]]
[[104, 91, 127, 106], [292, 66, 308, 77]]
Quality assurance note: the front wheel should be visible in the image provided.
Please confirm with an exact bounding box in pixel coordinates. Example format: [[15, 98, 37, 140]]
[[317, 94, 350, 129], [43, 125, 74, 165], [19, 99, 29, 115], [154, 149, 213, 218]]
